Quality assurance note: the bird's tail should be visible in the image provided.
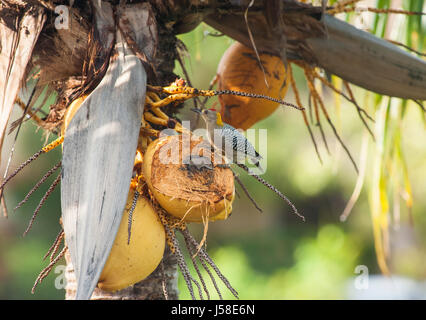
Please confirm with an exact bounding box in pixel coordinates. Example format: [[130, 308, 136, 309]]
[[250, 157, 265, 175]]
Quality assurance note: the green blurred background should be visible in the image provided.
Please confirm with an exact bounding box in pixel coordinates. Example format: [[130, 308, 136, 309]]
[[1, 10, 425, 299]]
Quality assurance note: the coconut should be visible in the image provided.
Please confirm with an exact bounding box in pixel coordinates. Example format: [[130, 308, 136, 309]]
[[98, 189, 165, 292], [217, 42, 289, 130], [143, 134, 235, 223]]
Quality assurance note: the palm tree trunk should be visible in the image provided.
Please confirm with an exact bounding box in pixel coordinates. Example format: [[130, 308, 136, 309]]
[[64, 248, 179, 300]]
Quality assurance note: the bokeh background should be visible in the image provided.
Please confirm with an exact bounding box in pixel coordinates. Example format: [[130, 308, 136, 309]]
[[0, 3, 425, 299]]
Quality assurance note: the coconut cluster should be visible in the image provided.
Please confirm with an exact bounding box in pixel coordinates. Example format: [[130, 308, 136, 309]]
[[98, 134, 235, 291]]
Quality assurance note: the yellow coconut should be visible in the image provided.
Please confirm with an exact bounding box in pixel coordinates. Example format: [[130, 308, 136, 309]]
[[217, 42, 289, 130], [97, 189, 165, 291], [209, 201, 233, 221], [142, 134, 235, 223], [61, 95, 87, 135]]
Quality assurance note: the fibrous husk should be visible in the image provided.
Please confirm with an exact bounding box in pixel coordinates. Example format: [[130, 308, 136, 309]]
[[143, 134, 235, 223], [33, 5, 90, 85]]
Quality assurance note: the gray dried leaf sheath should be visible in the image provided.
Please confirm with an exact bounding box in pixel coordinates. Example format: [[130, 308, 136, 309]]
[[61, 26, 146, 300], [0, 7, 45, 166], [306, 15, 426, 100]]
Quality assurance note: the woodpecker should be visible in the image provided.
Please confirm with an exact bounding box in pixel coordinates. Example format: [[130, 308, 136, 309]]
[[192, 108, 263, 171]]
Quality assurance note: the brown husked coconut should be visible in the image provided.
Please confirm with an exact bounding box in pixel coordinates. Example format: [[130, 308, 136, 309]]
[[217, 42, 289, 130], [143, 134, 235, 223]]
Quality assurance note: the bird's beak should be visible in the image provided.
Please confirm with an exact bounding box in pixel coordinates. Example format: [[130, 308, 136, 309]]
[[191, 108, 202, 114]]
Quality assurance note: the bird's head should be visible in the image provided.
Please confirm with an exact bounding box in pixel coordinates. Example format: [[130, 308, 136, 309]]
[[191, 108, 224, 127]]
